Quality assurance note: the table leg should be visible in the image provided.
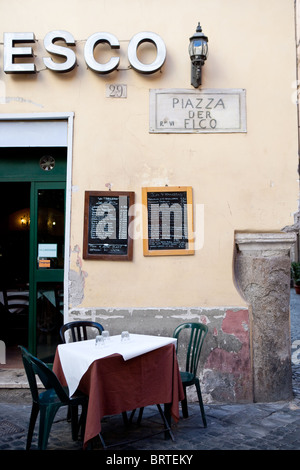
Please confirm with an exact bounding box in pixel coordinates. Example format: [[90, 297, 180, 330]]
[[162, 403, 174, 441]]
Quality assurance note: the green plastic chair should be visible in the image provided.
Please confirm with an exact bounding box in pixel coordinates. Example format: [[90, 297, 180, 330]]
[[19, 345, 88, 450], [173, 322, 208, 427]]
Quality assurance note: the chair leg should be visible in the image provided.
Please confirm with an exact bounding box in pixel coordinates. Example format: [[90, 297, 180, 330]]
[[195, 378, 207, 427], [99, 432, 107, 449], [137, 407, 144, 425], [122, 411, 129, 427], [70, 404, 79, 440], [128, 408, 137, 423], [127, 407, 145, 425], [78, 402, 88, 441], [181, 386, 189, 418], [38, 405, 60, 450], [67, 404, 71, 422], [26, 402, 39, 450]]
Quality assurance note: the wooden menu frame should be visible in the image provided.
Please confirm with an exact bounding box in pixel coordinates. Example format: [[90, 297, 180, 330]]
[[142, 186, 194, 256], [83, 191, 134, 260]]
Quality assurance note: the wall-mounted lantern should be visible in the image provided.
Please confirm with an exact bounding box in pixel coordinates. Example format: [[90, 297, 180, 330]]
[[188, 22, 208, 88]]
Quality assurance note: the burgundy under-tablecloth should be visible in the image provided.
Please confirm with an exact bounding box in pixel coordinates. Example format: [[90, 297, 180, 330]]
[[53, 343, 184, 448]]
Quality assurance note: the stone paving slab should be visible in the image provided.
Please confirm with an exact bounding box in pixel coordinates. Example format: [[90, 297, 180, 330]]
[[1, 397, 300, 452]]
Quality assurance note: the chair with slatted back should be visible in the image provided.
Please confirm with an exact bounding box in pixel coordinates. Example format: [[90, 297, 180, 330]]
[[173, 322, 208, 427], [59, 320, 104, 343], [3, 290, 29, 344], [3, 290, 29, 314]]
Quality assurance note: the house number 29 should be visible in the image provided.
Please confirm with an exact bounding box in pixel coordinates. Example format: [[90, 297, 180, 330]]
[[106, 84, 127, 98]]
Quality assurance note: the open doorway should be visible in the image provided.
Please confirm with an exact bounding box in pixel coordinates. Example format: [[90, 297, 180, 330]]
[[0, 148, 67, 367], [0, 182, 30, 367], [0, 115, 73, 368]]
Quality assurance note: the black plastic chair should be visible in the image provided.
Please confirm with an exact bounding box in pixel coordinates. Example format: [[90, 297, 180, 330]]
[[173, 322, 208, 427], [19, 345, 88, 450], [59, 320, 104, 343], [59, 320, 104, 423]]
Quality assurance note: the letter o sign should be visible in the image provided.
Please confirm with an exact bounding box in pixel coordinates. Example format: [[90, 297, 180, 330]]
[[127, 32, 166, 74]]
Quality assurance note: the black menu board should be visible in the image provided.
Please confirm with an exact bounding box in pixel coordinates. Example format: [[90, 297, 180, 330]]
[[142, 186, 194, 256], [83, 191, 134, 260]]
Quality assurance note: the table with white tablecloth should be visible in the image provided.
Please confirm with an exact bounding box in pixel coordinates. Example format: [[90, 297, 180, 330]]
[[53, 334, 184, 448]]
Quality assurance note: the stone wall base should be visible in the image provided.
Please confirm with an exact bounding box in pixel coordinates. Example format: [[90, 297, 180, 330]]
[[69, 305, 252, 404]]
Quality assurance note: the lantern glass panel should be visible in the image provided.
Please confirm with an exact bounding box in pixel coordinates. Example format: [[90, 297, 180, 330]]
[[189, 39, 208, 59]]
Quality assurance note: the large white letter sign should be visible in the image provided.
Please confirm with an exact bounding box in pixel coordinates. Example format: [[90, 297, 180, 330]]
[[43, 31, 76, 73], [84, 32, 120, 73], [127, 32, 166, 74], [2, 30, 167, 75], [4, 32, 36, 73]]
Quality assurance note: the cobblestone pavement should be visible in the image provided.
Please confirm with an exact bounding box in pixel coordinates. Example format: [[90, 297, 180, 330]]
[[0, 289, 300, 457]]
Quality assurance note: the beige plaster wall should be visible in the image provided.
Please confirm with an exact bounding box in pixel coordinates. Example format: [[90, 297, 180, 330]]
[[0, 0, 298, 309]]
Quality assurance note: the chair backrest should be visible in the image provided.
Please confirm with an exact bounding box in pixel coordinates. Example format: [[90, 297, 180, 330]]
[[3, 291, 29, 314], [19, 345, 69, 403], [173, 322, 208, 377], [54, 285, 64, 314], [60, 320, 104, 343], [19, 345, 40, 403]]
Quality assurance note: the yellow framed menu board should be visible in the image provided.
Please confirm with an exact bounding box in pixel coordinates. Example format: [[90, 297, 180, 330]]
[[142, 186, 194, 256]]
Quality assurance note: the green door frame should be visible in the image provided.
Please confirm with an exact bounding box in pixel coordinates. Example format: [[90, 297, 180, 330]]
[[29, 181, 66, 355], [0, 112, 74, 356]]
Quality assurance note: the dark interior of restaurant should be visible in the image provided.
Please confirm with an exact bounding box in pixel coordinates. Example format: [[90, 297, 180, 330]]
[[0, 182, 30, 367]]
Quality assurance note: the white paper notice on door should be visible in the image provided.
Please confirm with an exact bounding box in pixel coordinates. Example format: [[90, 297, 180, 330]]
[[38, 243, 57, 258]]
